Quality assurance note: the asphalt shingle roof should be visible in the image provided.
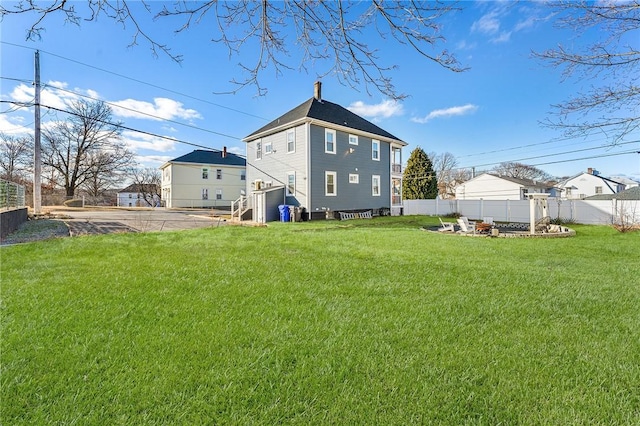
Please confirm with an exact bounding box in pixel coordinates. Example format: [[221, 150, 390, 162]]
[[169, 150, 246, 166], [244, 97, 403, 142], [586, 186, 640, 200]]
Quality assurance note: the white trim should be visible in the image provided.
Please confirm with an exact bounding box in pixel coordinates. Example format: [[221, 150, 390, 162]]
[[372, 139, 380, 161], [286, 171, 296, 196], [349, 134, 359, 145], [325, 171, 337, 196], [349, 173, 359, 184], [264, 141, 273, 155], [286, 129, 295, 153], [325, 129, 336, 154], [372, 175, 381, 196]]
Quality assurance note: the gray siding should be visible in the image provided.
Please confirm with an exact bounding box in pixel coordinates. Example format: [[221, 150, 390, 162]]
[[309, 124, 390, 212], [245, 124, 308, 208]]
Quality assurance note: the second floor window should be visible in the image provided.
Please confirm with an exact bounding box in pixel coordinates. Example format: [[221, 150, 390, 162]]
[[372, 139, 380, 161], [216, 169, 222, 180], [265, 142, 273, 155], [325, 129, 336, 154], [287, 130, 295, 153], [202, 168, 209, 179]]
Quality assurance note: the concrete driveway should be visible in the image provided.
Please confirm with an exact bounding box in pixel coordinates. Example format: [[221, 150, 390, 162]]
[[49, 207, 229, 236]]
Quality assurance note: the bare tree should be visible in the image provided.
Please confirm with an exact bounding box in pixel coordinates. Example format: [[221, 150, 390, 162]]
[[1, 1, 466, 99], [83, 149, 134, 197], [0, 133, 33, 183], [535, 1, 640, 143], [430, 151, 460, 198], [129, 167, 162, 207], [492, 162, 553, 182], [42, 99, 132, 197]]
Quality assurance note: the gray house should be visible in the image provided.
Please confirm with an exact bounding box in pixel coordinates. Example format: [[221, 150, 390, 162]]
[[243, 82, 406, 221]]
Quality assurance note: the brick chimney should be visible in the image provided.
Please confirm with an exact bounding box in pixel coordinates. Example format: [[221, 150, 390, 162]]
[[314, 81, 322, 101], [222, 146, 227, 158], [587, 167, 593, 174]]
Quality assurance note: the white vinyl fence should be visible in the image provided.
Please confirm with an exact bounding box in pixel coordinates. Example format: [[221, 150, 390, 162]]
[[403, 198, 640, 225]]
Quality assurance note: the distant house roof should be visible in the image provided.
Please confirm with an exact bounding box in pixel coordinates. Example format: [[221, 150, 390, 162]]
[[244, 97, 405, 144], [484, 173, 550, 188], [118, 184, 158, 194], [559, 172, 624, 188], [163, 149, 246, 168], [585, 186, 640, 200]]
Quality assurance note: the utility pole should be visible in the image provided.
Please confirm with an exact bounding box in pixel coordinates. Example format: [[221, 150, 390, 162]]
[[34, 50, 42, 214]]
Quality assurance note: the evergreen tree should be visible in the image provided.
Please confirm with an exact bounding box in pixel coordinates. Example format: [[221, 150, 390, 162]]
[[402, 147, 438, 199]]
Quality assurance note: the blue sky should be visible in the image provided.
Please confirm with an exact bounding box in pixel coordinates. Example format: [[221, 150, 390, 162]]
[[2, 1, 639, 181]]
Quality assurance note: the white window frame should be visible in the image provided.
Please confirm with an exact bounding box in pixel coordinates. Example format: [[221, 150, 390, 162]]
[[202, 168, 209, 179], [372, 175, 381, 196], [325, 171, 337, 196], [216, 189, 223, 200], [286, 172, 296, 196], [265, 142, 273, 155], [216, 169, 222, 180], [372, 139, 380, 161], [349, 134, 358, 145], [325, 129, 336, 154], [202, 188, 209, 200], [287, 130, 295, 153], [349, 173, 359, 184], [595, 186, 603, 194], [256, 141, 262, 160]]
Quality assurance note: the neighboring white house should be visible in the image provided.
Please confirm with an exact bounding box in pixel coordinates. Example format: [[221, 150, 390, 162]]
[[454, 173, 551, 200], [609, 176, 640, 189], [117, 184, 160, 207], [160, 148, 246, 208], [558, 168, 626, 199]]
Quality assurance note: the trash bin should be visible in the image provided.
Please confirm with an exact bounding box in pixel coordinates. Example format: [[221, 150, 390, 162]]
[[289, 206, 301, 222], [300, 207, 308, 221], [278, 205, 290, 222]]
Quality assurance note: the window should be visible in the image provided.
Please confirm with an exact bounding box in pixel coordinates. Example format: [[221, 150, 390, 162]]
[[325, 171, 337, 196], [372, 175, 380, 196], [241, 171, 246, 181], [349, 173, 359, 184], [216, 189, 223, 200], [325, 129, 336, 154], [202, 168, 209, 179], [216, 169, 222, 180], [372, 139, 380, 161], [286, 172, 296, 196], [349, 134, 358, 145], [256, 142, 262, 160], [265, 142, 273, 155], [202, 188, 209, 200], [287, 130, 295, 153], [595, 186, 603, 194], [565, 187, 572, 197]]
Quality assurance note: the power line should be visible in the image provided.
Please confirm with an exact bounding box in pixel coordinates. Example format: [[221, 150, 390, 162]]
[[1, 41, 270, 122], [43, 83, 243, 141]]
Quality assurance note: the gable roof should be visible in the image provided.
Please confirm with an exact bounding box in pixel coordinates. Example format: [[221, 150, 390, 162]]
[[164, 150, 246, 167], [469, 173, 551, 188], [559, 172, 624, 187], [118, 184, 158, 194], [244, 97, 404, 144], [585, 186, 640, 200]]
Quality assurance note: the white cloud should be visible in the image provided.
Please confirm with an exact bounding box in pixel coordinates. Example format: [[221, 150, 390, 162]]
[[471, 10, 501, 35], [491, 31, 512, 43], [121, 130, 177, 152], [412, 104, 479, 124], [0, 114, 32, 135], [111, 97, 202, 121], [135, 155, 173, 168], [347, 99, 404, 120]]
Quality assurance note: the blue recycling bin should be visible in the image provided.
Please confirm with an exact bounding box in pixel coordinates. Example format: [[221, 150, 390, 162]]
[[278, 205, 290, 222]]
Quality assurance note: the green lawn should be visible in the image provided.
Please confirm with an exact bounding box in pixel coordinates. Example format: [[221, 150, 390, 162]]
[[2, 216, 639, 424]]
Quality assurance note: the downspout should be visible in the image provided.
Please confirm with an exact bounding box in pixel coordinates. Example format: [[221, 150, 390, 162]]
[[306, 121, 311, 219]]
